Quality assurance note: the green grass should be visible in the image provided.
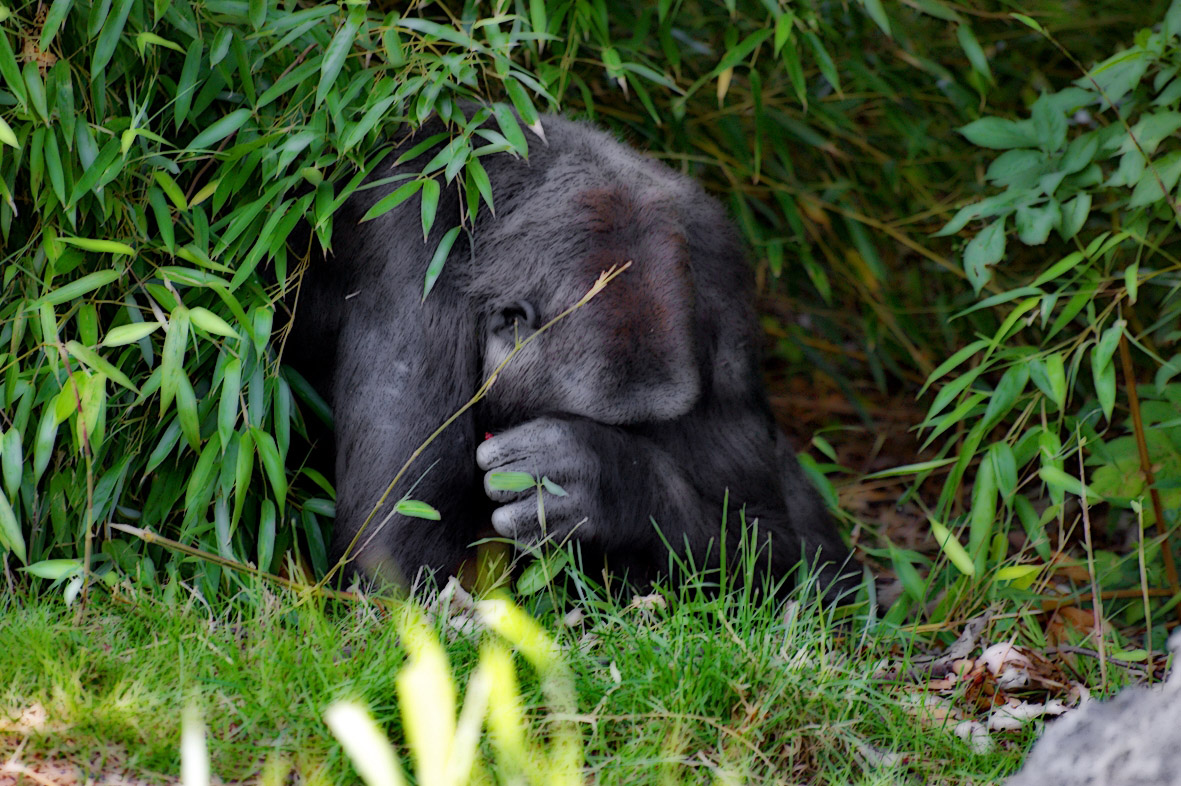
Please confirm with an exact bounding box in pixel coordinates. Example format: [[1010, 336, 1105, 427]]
[[1, 577, 1032, 785]]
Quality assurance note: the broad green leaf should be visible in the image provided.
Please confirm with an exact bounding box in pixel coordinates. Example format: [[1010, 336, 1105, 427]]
[[219, 358, 241, 450], [102, 321, 161, 347], [33, 269, 121, 307], [24, 558, 81, 580], [1039, 466, 1098, 502], [40, 0, 74, 50], [174, 371, 200, 451], [317, 10, 361, 107], [361, 180, 423, 222], [251, 427, 287, 515], [1029, 353, 1067, 409], [1, 428, 20, 499], [60, 236, 135, 255], [1093, 320, 1125, 372], [1015, 202, 1060, 245], [185, 435, 221, 512], [486, 471, 535, 492], [968, 457, 996, 567], [982, 364, 1028, 429], [956, 24, 992, 84], [540, 476, 568, 497], [257, 498, 275, 570], [958, 118, 1037, 149], [91, 0, 134, 77], [517, 551, 570, 595], [929, 519, 976, 576], [395, 499, 441, 520], [1092, 346, 1117, 421], [419, 178, 439, 241], [0, 116, 16, 148], [423, 225, 461, 300], [963, 218, 1005, 293], [190, 307, 239, 338], [0, 488, 26, 564], [190, 109, 250, 150], [64, 341, 137, 393]]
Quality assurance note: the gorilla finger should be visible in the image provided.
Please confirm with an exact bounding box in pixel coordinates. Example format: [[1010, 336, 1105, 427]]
[[490, 500, 542, 542], [475, 418, 567, 470]]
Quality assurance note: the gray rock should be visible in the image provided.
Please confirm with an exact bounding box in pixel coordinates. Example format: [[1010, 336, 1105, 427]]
[[1007, 633, 1181, 786]]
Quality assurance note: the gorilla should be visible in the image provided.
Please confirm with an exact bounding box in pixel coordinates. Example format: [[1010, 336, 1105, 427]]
[[288, 109, 856, 599]]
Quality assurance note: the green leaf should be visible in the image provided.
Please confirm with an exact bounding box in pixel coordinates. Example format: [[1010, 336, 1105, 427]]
[[1039, 466, 1098, 502], [1094, 320, 1125, 372], [60, 236, 135, 255], [1, 428, 20, 500], [33, 269, 121, 307], [0, 488, 26, 564], [64, 341, 137, 393], [982, 364, 1028, 429], [920, 339, 987, 395], [175, 38, 202, 128], [423, 225, 461, 300], [540, 476, 568, 497], [24, 559, 81, 580], [0, 116, 17, 148], [968, 456, 996, 566], [959, 118, 1037, 149], [91, 0, 134, 77], [39, 0, 75, 50], [1029, 353, 1067, 409], [956, 24, 992, 84], [487, 471, 536, 492], [190, 307, 239, 338], [317, 10, 361, 107], [361, 180, 423, 222], [1015, 201, 1060, 245], [219, 358, 241, 450], [963, 218, 1005, 293], [1129, 150, 1181, 208], [251, 427, 287, 515], [174, 371, 200, 451], [257, 498, 275, 570], [185, 434, 221, 512], [419, 178, 439, 241], [190, 109, 251, 150], [516, 551, 570, 595], [855, 0, 891, 36], [1092, 345, 1117, 422], [395, 499, 441, 520], [929, 519, 975, 576]]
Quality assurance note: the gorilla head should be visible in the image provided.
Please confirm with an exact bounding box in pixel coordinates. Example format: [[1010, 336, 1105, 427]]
[[287, 109, 856, 598]]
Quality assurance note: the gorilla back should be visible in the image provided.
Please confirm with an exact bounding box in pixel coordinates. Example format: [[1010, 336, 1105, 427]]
[[288, 110, 855, 598]]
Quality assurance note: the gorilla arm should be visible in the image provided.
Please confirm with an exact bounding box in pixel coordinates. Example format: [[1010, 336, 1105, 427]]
[[475, 405, 855, 596], [313, 175, 485, 586]]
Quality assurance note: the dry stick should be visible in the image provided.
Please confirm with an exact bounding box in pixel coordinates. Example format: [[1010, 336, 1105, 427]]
[[1118, 333, 1181, 624], [109, 522, 372, 605], [1077, 436, 1107, 689], [318, 262, 633, 591]]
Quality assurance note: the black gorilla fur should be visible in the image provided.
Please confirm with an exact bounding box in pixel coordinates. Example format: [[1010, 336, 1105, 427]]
[[288, 111, 855, 597]]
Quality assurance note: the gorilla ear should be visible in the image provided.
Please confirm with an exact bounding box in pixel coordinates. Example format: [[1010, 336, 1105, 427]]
[[489, 300, 540, 337]]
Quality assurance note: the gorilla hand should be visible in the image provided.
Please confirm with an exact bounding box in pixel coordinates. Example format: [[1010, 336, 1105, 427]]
[[476, 417, 603, 545], [475, 417, 706, 551]]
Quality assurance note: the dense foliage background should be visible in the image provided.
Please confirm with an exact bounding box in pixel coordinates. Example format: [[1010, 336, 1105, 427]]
[[1, 0, 1179, 649]]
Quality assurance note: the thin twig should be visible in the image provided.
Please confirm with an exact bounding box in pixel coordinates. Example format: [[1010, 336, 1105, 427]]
[[1077, 432, 1107, 689], [1118, 332, 1181, 623]]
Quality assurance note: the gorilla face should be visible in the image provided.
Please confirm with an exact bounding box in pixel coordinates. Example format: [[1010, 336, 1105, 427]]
[[478, 182, 702, 428]]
